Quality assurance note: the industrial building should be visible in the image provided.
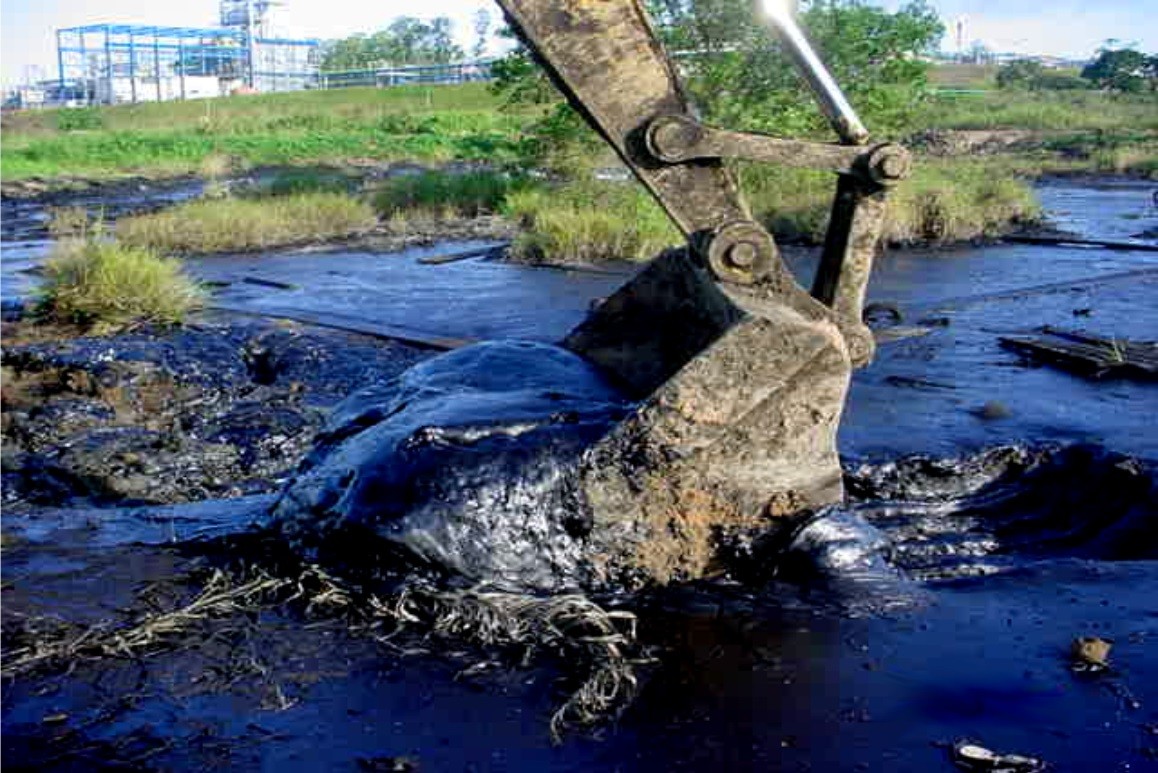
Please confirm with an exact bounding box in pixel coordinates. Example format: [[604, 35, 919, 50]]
[[55, 1, 319, 104]]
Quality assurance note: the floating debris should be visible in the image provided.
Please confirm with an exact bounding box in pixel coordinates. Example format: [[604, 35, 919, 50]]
[[1003, 233, 1158, 253], [971, 400, 1012, 421], [1071, 635, 1112, 673], [884, 375, 956, 391], [417, 244, 507, 265], [356, 755, 420, 772], [950, 740, 1046, 772], [1000, 327, 1158, 380], [242, 275, 299, 290], [383, 582, 649, 743]]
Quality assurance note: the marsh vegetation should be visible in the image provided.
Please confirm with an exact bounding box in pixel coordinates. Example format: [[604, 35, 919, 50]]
[[37, 223, 205, 329]]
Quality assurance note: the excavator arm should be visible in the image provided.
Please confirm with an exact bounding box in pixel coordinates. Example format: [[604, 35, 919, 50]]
[[493, 0, 912, 586], [496, 0, 910, 362]]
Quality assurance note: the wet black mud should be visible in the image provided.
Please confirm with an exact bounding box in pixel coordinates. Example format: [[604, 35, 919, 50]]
[[4, 442, 1156, 771], [2, 316, 431, 508], [0, 177, 204, 242], [3, 178, 1158, 770], [272, 340, 632, 592]]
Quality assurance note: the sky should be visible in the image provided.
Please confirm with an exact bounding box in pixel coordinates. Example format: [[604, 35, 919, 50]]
[[3, 0, 1157, 87]]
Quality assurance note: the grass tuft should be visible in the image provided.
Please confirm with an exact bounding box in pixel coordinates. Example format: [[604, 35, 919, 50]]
[[37, 236, 205, 329], [116, 191, 378, 253], [373, 170, 530, 219], [886, 160, 1042, 243], [504, 180, 681, 263], [46, 206, 94, 239]]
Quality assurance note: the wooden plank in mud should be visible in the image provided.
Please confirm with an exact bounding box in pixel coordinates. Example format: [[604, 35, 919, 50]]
[[1003, 234, 1158, 253], [210, 305, 475, 351], [999, 327, 1158, 380], [417, 245, 508, 265]]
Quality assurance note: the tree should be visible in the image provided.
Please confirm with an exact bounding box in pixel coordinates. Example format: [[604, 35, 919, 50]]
[[491, 0, 943, 176], [647, 0, 945, 135], [996, 59, 1045, 90], [1081, 46, 1153, 93], [997, 59, 1088, 91], [321, 17, 464, 71]]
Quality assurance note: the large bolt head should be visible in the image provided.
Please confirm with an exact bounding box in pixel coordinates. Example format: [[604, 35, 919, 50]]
[[867, 144, 912, 184], [726, 242, 758, 269], [706, 221, 776, 285], [646, 115, 703, 163]]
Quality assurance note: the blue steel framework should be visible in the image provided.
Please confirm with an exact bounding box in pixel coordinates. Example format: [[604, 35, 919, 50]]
[[56, 24, 319, 103]]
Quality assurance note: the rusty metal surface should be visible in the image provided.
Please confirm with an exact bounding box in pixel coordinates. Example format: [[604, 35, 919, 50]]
[[812, 176, 890, 346]]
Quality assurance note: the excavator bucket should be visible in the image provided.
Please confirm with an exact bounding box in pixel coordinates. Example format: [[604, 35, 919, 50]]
[[494, 0, 909, 586]]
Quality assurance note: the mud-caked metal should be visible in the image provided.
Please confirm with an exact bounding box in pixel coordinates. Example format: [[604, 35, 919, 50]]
[[495, 0, 910, 586]]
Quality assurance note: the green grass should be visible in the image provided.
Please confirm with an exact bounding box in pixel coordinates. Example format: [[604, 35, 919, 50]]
[[918, 90, 1158, 132], [6, 80, 1153, 259], [373, 170, 532, 219], [116, 192, 378, 253], [253, 166, 361, 197], [38, 238, 205, 329], [929, 63, 998, 90], [503, 181, 681, 263], [735, 159, 1042, 245], [2, 84, 504, 136], [373, 160, 1040, 263], [1, 85, 527, 181], [885, 159, 1042, 242]]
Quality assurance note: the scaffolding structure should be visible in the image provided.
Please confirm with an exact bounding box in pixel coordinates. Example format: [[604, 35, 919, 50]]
[[56, 24, 319, 104]]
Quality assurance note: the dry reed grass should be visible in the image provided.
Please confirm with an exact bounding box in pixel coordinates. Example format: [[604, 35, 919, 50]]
[[116, 192, 377, 254], [2, 561, 647, 742]]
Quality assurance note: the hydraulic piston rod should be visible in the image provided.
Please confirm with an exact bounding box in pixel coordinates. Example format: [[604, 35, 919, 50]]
[[759, 0, 869, 145]]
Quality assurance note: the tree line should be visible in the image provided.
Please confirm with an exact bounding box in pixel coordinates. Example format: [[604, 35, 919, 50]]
[[321, 17, 463, 71], [998, 47, 1158, 93], [320, 6, 1156, 102]]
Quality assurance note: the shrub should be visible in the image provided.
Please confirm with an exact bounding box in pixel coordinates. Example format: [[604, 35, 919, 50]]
[[38, 238, 205, 329], [504, 181, 680, 263], [55, 108, 104, 132], [117, 192, 378, 253], [260, 167, 358, 197]]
